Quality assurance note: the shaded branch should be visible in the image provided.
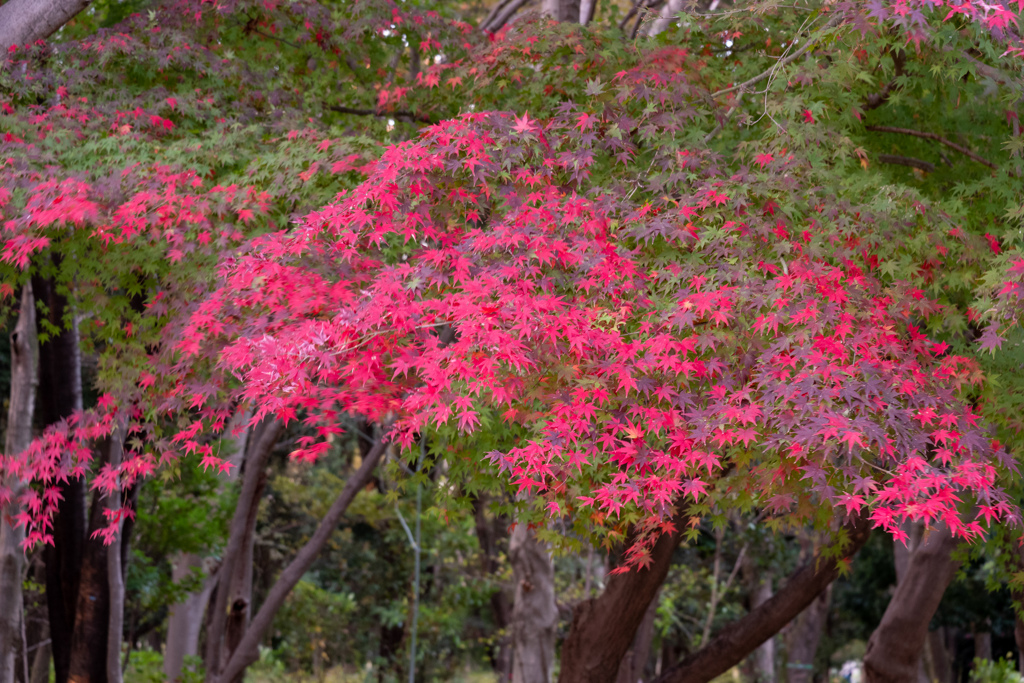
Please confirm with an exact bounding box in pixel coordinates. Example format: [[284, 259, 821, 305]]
[[862, 48, 904, 112], [652, 515, 871, 683], [480, 0, 533, 33], [329, 105, 437, 124], [214, 434, 391, 683], [867, 125, 997, 169], [877, 154, 935, 173]]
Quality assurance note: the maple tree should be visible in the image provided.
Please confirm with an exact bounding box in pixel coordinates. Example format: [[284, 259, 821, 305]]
[[2, 0, 1024, 679]]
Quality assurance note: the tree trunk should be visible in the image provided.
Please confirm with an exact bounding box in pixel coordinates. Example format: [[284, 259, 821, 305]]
[[541, 0, 580, 22], [213, 437, 389, 683], [745, 571, 774, 683], [616, 592, 658, 683], [785, 585, 831, 683], [560, 510, 688, 683], [164, 554, 216, 681], [33, 274, 86, 683], [973, 630, 992, 662], [166, 413, 250, 681], [68, 480, 113, 683], [0, 0, 92, 50], [645, 0, 685, 37], [509, 523, 557, 683], [472, 496, 512, 679], [652, 516, 870, 683], [0, 285, 38, 683], [221, 467, 267, 674], [204, 418, 281, 678], [107, 424, 126, 683], [862, 523, 960, 683]]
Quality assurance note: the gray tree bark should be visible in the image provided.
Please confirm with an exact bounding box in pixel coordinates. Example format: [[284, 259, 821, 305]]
[[541, 0, 581, 21], [213, 437, 389, 683], [862, 523, 960, 683], [510, 523, 557, 683], [106, 424, 126, 683], [0, 0, 92, 50], [166, 413, 250, 681], [164, 554, 216, 681], [746, 573, 774, 683], [784, 585, 830, 683], [0, 285, 38, 683], [204, 418, 281, 678]]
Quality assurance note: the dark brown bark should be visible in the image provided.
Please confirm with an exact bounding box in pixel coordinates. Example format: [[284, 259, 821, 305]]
[[68, 479, 112, 683], [204, 418, 281, 678], [559, 509, 689, 683], [652, 516, 871, 683], [616, 592, 658, 683], [862, 523, 961, 683], [213, 436, 389, 683], [34, 274, 86, 683]]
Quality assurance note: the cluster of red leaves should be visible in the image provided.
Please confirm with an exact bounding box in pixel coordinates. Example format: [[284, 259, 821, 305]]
[[1, 0, 1023, 556], [167, 107, 1014, 553]]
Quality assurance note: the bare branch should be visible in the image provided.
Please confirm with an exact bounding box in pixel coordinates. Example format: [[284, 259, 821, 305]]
[[329, 105, 437, 124], [867, 125, 997, 169], [876, 154, 936, 173]]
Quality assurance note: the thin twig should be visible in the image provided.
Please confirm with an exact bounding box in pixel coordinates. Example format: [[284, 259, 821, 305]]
[[866, 125, 997, 169], [712, 13, 842, 98]]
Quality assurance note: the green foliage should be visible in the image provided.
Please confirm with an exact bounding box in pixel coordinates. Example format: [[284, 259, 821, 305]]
[[970, 656, 1024, 683], [125, 651, 203, 683]]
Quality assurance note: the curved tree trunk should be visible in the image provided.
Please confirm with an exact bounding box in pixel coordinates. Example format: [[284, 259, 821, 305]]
[[0, 285, 38, 683], [652, 516, 870, 683], [213, 437, 389, 683], [164, 554, 215, 681], [204, 418, 281, 678], [559, 509, 689, 683], [0, 0, 92, 50], [509, 523, 557, 683], [862, 523, 960, 683]]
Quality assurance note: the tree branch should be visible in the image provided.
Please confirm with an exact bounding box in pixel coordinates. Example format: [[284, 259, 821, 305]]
[[652, 515, 871, 683], [876, 154, 935, 173], [862, 49, 904, 112], [480, 0, 534, 33], [214, 433, 390, 683], [867, 125, 997, 169], [328, 105, 437, 124]]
